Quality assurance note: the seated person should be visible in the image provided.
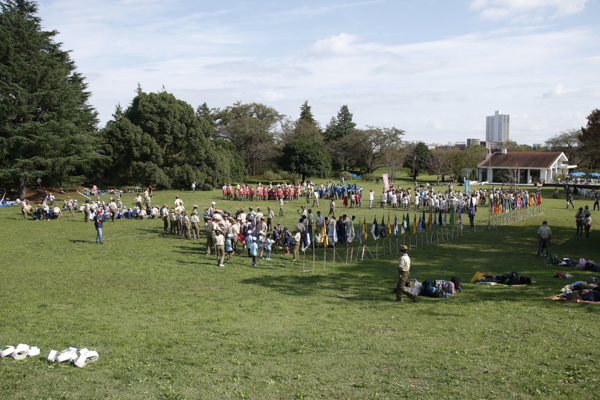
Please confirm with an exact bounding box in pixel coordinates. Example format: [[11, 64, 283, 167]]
[[131, 208, 139, 218], [53, 206, 62, 219]]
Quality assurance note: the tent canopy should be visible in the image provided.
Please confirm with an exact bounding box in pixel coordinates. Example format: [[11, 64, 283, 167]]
[[568, 172, 586, 177], [588, 172, 600, 178]]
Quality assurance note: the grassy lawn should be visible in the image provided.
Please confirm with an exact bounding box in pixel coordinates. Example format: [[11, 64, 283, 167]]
[[1, 175, 599, 399]]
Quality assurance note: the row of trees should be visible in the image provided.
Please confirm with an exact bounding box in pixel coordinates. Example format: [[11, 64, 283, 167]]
[[3, 1, 598, 199], [545, 109, 600, 170]]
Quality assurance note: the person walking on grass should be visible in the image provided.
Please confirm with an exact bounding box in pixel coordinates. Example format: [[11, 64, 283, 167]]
[[395, 245, 417, 303], [566, 193, 574, 209], [537, 221, 552, 257], [94, 213, 103, 244]]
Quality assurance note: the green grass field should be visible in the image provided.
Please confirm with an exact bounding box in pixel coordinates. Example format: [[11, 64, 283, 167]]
[[1, 176, 599, 399]]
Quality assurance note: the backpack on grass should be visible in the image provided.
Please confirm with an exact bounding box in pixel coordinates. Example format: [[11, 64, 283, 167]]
[[421, 280, 434, 297], [451, 277, 462, 291], [503, 272, 520, 285]]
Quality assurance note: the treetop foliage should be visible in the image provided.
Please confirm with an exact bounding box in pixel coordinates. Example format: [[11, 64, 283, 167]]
[[0, 0, 103, 198]]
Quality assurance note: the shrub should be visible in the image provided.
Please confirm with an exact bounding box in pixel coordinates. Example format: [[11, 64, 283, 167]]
[[339, 171, 352, 181], [362, 173, 375, 182], [263, 170, 280, 181]]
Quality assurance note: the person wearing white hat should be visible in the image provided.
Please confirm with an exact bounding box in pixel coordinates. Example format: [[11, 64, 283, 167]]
[[226, 234, 234, 260], [258, 231, 266, 259], [248, 236, 258, 267]]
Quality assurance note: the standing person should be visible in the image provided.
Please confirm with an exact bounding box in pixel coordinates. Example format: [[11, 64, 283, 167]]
[[266, 206, 274, 231], [161, 204, 169, 232], [536, 221, 552, 257], [584, 206, 592, 239], [594, 192, 600, 211], [248, 237, 258, 267], [265, 233, 274, 260], [182, 211, 191, 239], [292, 227, 302, 262], [205, 217, 216, 255], [94, 213, 103, 244], [575, 207, 585, 236], [369, 190, 374, 209], [328, 199, 336, 217], [215, 229, 225, 267], [381, 191, 387, 209], [109, 198, 118, 222], [584, 213, 592, 239], [279, 197, 285, 217], [192, 181, 196, 193], [66, 197, 75, 217], [395, 245, 417, 303], [36, 177, 42, 190], [83, 200, 91, 222], [190, 208, 200, 240], [566, 193, 574, 209], [225, 234, 234, 260], [313, 189, 319, 208]]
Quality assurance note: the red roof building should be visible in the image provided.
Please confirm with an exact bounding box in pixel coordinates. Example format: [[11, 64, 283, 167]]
[[476, 151, 576, 184]]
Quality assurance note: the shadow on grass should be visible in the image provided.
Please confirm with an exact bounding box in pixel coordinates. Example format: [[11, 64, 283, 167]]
[[240, 223, 600, 304]]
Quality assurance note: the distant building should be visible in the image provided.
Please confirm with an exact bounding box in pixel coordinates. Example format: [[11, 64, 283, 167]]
[[467, 138, 481, 147], [455, 142, 467, 150], [486, 111, 509, 144], [477, 152, 576, 184], [532, 143, 543, 150]]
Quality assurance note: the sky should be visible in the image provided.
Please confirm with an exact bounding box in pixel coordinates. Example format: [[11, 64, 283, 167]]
[[36, 0, 600, 145]]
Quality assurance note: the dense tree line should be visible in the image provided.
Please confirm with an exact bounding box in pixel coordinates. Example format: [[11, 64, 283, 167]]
[[3, 0, 593, 195]]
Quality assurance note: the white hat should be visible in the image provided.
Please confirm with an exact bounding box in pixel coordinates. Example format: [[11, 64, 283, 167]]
[[258, 231, 264, 235]]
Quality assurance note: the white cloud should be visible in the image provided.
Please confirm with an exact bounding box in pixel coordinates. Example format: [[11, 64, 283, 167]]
[[470, 0, 589, 22]]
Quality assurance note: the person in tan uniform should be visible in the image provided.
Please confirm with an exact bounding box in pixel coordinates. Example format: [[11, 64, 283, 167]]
[[215, 229, 226, 267], [182, 211, 191, 239], [83, 200, 91, 222], [292, 227, 302, 262], [205, 217, 216, 255], [108, 198, 118, 222], [65, 197, 75, 217], [191, 207, 200, 240], [21, 200, 31, 220]]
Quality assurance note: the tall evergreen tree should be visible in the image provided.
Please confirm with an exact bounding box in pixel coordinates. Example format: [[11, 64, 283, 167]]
[[0, 0, 102, 199], [325, 105, 356, 142], [299, 101, 316, 126]]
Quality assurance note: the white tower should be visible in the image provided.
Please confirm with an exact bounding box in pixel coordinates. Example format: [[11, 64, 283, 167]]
[[486, 111, 509, 143]]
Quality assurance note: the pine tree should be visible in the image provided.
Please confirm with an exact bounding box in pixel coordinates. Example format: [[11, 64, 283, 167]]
[[299, 101, 316, 126], [0, 0, 102, 199]]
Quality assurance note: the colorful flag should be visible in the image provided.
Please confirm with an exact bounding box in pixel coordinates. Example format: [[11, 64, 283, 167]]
[[347, 222, 355, 244], [433, 211, 437, 227], [413, 214, 417, 234], [387, 215, 391, 235], [449, 208, 455, 225], [302, 227, 311, 251], [394, 215, 398, 235], [371, 217, 379, 240], [380, 216, 386, 239], [359, 218, 363, 244], [427, 212, 433, 230], [443, 209, 447, 227], [438, 210, 442, 226], [417, 214, 422, 232], [321, 224, 329, 248], [405, 213, 410, 235], [362, 217, 367, 242]]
